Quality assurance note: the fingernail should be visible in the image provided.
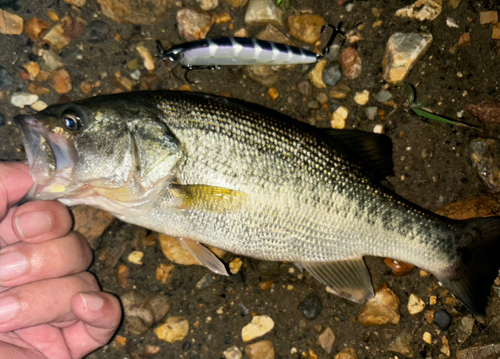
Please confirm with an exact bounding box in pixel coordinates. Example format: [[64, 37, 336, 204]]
[[80, 293, 104, 311], [15, 211, 52, 239], [0, 296, 19, 323], [0, 252, 27, 281]]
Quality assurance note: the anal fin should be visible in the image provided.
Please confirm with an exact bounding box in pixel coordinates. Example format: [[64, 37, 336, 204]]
[[178, 238, 229, 276], [301, 257, 374, 303]]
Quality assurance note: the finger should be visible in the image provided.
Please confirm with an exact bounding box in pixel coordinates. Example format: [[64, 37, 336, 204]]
[[64, 292, 122, 358], [0, 163, 32, 219], [0, 232, 93, 287], [0, 272, 100, 332], [14, 325, 72, 359], [0, 201, 73, 247]]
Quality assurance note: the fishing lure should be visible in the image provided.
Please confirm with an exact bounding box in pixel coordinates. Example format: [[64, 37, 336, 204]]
[[156, 23, 344, 70]]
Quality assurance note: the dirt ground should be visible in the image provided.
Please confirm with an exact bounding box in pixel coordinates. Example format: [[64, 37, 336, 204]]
[[1, 0, 500, 358]]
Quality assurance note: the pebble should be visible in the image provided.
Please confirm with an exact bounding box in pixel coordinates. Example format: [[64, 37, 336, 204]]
[[140, 72, 159, 90], [128, 251, 144, 265], [65, 0, 86, 6], [331, 106, 348, 129], [354, 90, 370, 105], [384, 258, 414, 276], [346, 29, 363, 44], [435, 195, 500, 219], [448, 0, 461, 9], [0, 113, 5, 126], [234, 28, 248, 37], [308, 59, 327, 88], [339, 47, 362, 80], [155, 316, 189, 343], [470, 138, 500, 192], [0, 66, 13, 88], [493, 23, 500, 40], [72, 206, 115, 246], [224, 345, 243, 359], [122, 291, 155, 335], [84, 20, 110, 43], [298, 293, 323, 319], [245, 65, 278, 87], [316, 92, 328, 105], [24, 17, 50, 41], [136, 45, 155, 72], [43, 24, 71, 53], [31, 100, 48, 111], [158, 234, 201, 266], [423, 331, 432, 344], [229, 257, 243, 274], [225, 0, 248, 7], [258, 280, 273, 290], [287, 14, 325, 45], [267, 87, 279, 101], [115, 264, 130, 289], [479, 11, 498, 25], [357, 283, 400, 325], [238, 302, 251, 316], [388, 332, 414, 357], [307, 100, 320, 110], [196, 273, 215, 290], [374, 89, 393, 103], [446, 17, 459, 28], [244, 0, 283, 27], [114, 335, 127, 346], [329, 83, 351, 99], [0, 9, 23, 35], [457, 344, 500, 359], [322, 62, 342, 87], [24, 62, 40, 80], [382, 32, 433, 83], [50, 68, 72, 94], [458, 32, 471, 47], [334, 348, 357, 359], [395, 0, 442, 21], [318, 327, 335, 353], [98, 0, 171, 24], [466, 100, 500, 123], [407, 293, 425, 314], [373, 124, 383, 134], [245, 340, 274, 359], [144, 293, 171, 323], [424, 310, 434, 323], [41, 50, 65, 72], [456, 316, 474, 343], [11, 93, 39, 108], [255, 260, 280, 275], [197, 0, 218, 10], [156, 263, 173, 284], [433, 309, 452, 330], [241, 315, 274, 342], [441, 336, 451, 356], [298, 80, 312, 97], [177, 8, 215, 41]]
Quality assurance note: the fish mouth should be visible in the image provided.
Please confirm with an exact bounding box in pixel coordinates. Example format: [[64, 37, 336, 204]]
[[14, 115, 79, 201]]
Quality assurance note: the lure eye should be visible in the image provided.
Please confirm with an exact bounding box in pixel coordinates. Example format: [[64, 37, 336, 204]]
[[61, 111, 84, 131]]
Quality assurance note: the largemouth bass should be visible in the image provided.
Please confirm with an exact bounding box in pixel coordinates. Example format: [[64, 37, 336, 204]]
[[14, 90, 500, 315]]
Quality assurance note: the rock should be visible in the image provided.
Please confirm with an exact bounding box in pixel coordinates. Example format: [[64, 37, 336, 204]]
[[316, 92, 328, 104], [382, 33, 433, 84], [395, 0, 442, 21], [433, 309, 452, 330], [43, 24, 70, 52], [373, 124, 384, 134], [407, 293, 425, 314], [23, 62, 40, 80], [456, 316, 474, 343], [229, 258, 243, 274], [298, 80, 312, 97], [308, 100, 320, 110], [255, 260, 280, 275], [136, 45, 155, 72], [156, 263, 174, 285], [354, 90, 370, 105], [245, 340, 274, 359], [424, 310, 434, 323], [177, 8, 215, 41], [267, 87, 279, 101], [215, 12, 232, 24], [84, 20, 110, 43], [65, 0, 86, 6], [41, 50, 64, 72], [225, 0, 248, 7], [331, 106, 348, 129], [0, 65, 13, 88], [196, 273, 215, 290], [339, 47, 362, 80], [241, 315, 274, 342], [128, 251, 144, 265], [224, 345, 243, 359], [446, 17, 459, 28], [334, 348, 357, 359], [258, 280, 273, 290], [30, 100, 47, 113], [244, 0, 283, 27], [245, 65, 279, 87], [384, 258, 414, 276], [115, 264, 130, 289], [422, 331, 432, 344], [346, 29, 363, 44], [0, 9, 23, 35], [374, 89, 393, 103], [11, 93, 38, 108], [155, 316, 189, 343], [24, 17, 49, 41], [309, 59, 327, 88], [479, 11, 498, 25], [298, 293, 323, 319], [388, 332, 414, 357], [435, 195, 500, 219], [197, 0, 218, 10], [50, 68, 72, 94], [493, 23, 500, 40], [159, 234, 201, 265], [357, 283, 400, 325], [0, 113, 5, 126], [98, 0, 172, 24], [448, 0, 461, 9], [330, 83, 351, 99], [318, 327, 335, 353], [322, 62, 342, 87], [144, 293, 171, 323], [72, 206, 115, 246], [466, 100, 500, 123], [365, 107, 378, 121], [457, 344, 500, 359], [287, 14, 325, 45], [470, 138, 500, 193], [441, 336, 451, 357], [234, 28, 248, 37], [122, 291, 155, 335]]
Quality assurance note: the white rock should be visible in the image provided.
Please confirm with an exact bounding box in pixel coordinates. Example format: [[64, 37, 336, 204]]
[[354, 90, 370, 105], [365, 107, 378, 121], [197, 0, 219, 10], [244, 0, 283, 26], [395, 0, 442, 21], [318, 327, 335, 353], [241, 315, 274, 342], [128, 251, 144, 265], [331, 106, 348, 129], [446, 17, 459, 28], [223, 345, 243, 359], [407, 293, 425, 314], [31, 100, 48, 111], [11, 93, 39, 108], [373, 124, 384, 134]]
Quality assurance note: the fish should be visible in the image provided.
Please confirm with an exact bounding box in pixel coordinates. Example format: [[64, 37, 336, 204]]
[[13, 90, 500, 316]]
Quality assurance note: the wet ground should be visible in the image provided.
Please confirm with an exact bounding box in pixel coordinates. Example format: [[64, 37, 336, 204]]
[[1, 0, 500, 358]]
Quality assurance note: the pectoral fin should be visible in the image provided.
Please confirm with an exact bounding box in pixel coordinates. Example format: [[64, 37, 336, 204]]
[[301, 257, 374, 302], [173, 184, 248, 214], [178, 238, 229, 276]]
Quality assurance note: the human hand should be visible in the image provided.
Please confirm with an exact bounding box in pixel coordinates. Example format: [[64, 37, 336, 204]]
[[0, 162, 122, 359]]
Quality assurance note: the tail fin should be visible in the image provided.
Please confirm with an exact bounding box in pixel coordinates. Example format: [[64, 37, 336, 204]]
[[437, 217, 500, 316]]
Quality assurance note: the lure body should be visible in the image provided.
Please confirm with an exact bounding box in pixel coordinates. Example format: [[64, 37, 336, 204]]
[[162, 37, 319, 67]]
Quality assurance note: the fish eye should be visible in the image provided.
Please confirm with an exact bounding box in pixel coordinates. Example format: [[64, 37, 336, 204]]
[[61, 111, 84, 131]]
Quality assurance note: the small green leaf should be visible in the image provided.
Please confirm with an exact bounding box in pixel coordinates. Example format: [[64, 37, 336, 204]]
[[410, 108, 478, 128]]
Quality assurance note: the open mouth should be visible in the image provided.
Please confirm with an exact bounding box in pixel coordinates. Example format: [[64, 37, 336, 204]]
[[14, 115, 78, 200]]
